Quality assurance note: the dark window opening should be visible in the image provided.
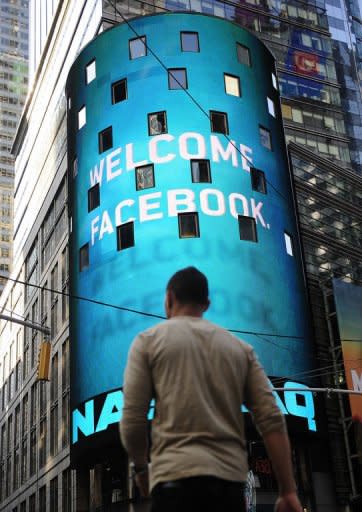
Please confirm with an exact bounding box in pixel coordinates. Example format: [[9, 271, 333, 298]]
[[117, 222, 135, 250], [99, 126, 113, 153], [181, 32, 199, 52], [88, 183, 100, 212], [112, 79, 127, 104], [168, 68, 187, 90], [178, 212, 200, 238], [136, 164, 155, 191], [129, 36, 147, 59], [259, 125, 272, 150], [210, 111, 229, 134], [148, 111, 167, 136], [238, 216, 258, 242], [79, 244, 89, 271], [250, 167, 267, 194], [191, 160, 211, 183], [236, 43, 251, 67]]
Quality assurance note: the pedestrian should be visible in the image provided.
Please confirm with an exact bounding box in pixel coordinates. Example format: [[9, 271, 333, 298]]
[[120, 266, 303, 512]]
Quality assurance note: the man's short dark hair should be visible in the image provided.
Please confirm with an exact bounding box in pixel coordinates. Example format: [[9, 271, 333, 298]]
[[167, 267, 209, 305]]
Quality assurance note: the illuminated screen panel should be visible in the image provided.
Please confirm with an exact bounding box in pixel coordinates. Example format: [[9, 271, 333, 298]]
[[333, 279, 362, 418], [66, 12, 316, 465]]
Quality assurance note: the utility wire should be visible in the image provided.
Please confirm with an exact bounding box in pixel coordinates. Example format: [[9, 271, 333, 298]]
[[2, 274, 361, 344], [108, 0, 292, 206]]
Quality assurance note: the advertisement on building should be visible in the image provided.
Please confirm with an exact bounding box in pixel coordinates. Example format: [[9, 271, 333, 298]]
[[333, 279, 362, 419], [66, 13, 316, 466]]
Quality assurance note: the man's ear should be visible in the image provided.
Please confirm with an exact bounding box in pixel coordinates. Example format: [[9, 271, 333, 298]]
[[202, 299, 210, 313]]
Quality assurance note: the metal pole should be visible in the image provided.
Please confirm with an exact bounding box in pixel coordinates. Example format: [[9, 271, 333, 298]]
[[0, 313, 50, 336], [273, 387, 362, 395]]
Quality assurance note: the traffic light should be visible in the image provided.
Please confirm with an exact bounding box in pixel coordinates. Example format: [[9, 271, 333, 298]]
[[37, 341, 51, 381]]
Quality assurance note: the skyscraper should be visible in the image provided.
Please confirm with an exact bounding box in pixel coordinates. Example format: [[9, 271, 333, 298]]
[[0, 0, 28, 294]]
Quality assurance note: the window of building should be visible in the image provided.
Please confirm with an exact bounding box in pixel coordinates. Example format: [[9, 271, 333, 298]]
[[73, 157, 78, 178], [148, 111, 167, 136], [284, 232, 294, 256], [191, 160, 211, 183], [272, 72, 278, 90], [168, 68, 187, 90], [224, 74, 241, 97], [88, 183, 100, 212], [98, 126, 113, 153], [129, 36, 146, 59], [85, 59, 96, 84], [20, 501, 26, 512], [236, 43, 251, 66], [111, 78, 127, 104], [79, 244, 89, 271], [50, 477, 58, 512], [210, 111, 229, 134], [39, 485, 46, 512], [259, 125, 272, 150], [62, 469, 72, 512], [250, 167, 267, 194], [29, 493, 36, 512], [50, 405, 58, 456], [238, 216, 258, 242], [178, 212, 200, 238], [39, 418, 46, 468], [117, 222, 135, 251], [135, 164, 155, 190], [267, 97, 276, 117], [181, 31, 199, 52], [78, 106, 86, 130]]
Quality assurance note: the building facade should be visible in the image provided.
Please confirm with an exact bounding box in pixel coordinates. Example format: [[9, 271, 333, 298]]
[[0, 1, 360, 511], [0, 0, 28, 295]]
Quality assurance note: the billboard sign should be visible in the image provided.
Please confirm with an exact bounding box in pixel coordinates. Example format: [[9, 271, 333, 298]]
[[333, 279, 362, 418]]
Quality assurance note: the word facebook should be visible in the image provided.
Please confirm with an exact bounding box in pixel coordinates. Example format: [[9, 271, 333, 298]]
[[72, 381, 317, 445], [90, 188, 268, 245]]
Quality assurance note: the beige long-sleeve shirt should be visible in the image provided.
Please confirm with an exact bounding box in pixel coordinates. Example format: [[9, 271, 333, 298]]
[[120, 316, 286, 489]]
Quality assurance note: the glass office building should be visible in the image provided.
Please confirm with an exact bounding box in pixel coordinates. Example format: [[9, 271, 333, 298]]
[[0, 0, 28, 294]]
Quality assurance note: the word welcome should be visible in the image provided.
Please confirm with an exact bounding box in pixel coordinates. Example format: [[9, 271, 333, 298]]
[[89, 133, 253, 187], [71, 380, 317, 445]]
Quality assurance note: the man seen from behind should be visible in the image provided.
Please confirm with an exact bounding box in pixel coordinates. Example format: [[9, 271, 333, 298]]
[[120, 267, 303, 512]]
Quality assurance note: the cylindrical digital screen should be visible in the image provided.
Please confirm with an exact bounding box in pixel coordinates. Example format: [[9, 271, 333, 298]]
[[66, 12, 316, 466]]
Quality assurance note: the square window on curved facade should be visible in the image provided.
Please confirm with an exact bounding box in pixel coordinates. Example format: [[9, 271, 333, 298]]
[[224, 74, 241, 97], [78, 106, 86, 130], [148, 111, 167, 136], [181, 32, 199, 52], [136, 164, 155, 190], [284, 232, 294, 256], [178, 212, 200, 238], [112, 79, 127, 104], [250, 167, 267, 194], [88, 183, 100, 212], [191, 160, 211, 183], [238, 216, 257, 242], [210, 111, 229, 135], [129, 36, 147, 59], [168, 68, 187, 90], [117, 222, 135, 250], [85, 60, 96, 85], [236, 43, 251, 67], [267, 97, 276, 117], [79, 244, 89, 271], [98, 126, 113, 153], [259, 125, 272, 150]]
